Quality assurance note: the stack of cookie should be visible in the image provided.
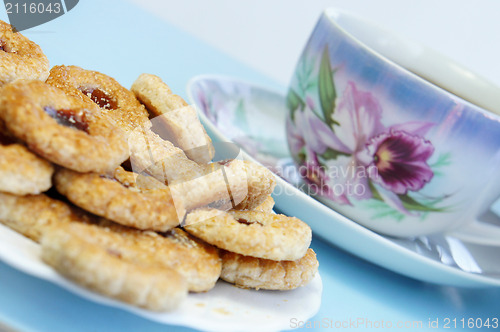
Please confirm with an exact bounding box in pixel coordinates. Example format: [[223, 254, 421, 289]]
[[0, 20, 319, 311]]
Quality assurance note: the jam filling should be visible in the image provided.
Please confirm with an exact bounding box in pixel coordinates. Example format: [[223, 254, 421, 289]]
[[0, 131, 16, 145], [217, 160, 233, 167], [236, 218, 263, 226], [79, 87, 118, 110], [44, 106, 89, 133], [0, 40, 7, 52]]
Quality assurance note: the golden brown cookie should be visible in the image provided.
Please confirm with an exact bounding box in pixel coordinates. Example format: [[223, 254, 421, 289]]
[[127, 133, 248, 211], [54, 167, 186, 232], [40, 222, 187, 311], [0, 80, 129, 173], [45, 67, 272, 211], [233, 160, 276, 210], [98, 221, 221, 292], [131, 73, 214, 164], [127, 126, 206, 183], [180, 160, 275, 212], [46, 67, 192, 183], [0, 193, 89, 242], [184, 209, 312, 261], [131, 73, 186, 114], [0, 138, 54, 195], [0, 20, 49, 85], [45, 66, 232, 207], [220, 248, 319, 290], [46, 65, 150, 132], [252, 195, 275, 213], [46, 67, 173, 183]]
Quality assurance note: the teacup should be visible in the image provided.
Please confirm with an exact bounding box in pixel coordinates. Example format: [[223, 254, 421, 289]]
[[285, 8, 500, 244]]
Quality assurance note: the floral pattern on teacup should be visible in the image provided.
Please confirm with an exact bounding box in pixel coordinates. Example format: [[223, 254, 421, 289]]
[[287, 46, 451, 219]]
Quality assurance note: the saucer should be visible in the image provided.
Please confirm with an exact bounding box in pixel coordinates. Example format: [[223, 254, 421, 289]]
[[187, 74, 500, 288]]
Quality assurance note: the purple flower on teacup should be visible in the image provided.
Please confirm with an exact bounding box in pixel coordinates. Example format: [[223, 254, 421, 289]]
[[322, 155, 372, 201], [330, 82, 385, 153], [366, 130, 435, 195], [287, 97, 350, 156], [299, 152, 351, 205], [316, 82, 385, 201], [286, 97, 357, 203], [286, 45, 450, 218]]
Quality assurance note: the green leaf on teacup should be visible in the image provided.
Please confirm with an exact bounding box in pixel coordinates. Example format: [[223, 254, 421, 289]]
[[296, 53, 317, 99], [429, 152, 452, 176], [430, 152, 452, 168], [399, 194, 445, 212], [296, 147, 307, 163], [318, 46, 337, 127], [363, 200, 406, 221], [368, 181, 384, 201], [372, 208, 406, 222], [286, 89, 304, 121], [319, 148, 350, 161]]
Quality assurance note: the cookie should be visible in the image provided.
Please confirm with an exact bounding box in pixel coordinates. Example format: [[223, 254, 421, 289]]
[[220, 248, 318, 290], [46, 65, 150, 132], [54, 167, 186, 232], [233, 160, 276, 210], [131, 73, 214, 164], [40, 222, 187, 311], [46, 67, 183, 180], [0, 80, 129, 173], [46, 67, 177, 184], [98, 221, 221, 292], [131, 73, 186, 113], [127, 132, 248, 211], [253, 195, 275, 213], [0, 20, 49, 85], [45, 66, 228, 205], [44, 66, 271, 211], [176, 159, 251, 210], [0, 192, 89, 242], [127, 126, 206, 183], [0, 138, 54, 195], [184, 209, 312, 261]]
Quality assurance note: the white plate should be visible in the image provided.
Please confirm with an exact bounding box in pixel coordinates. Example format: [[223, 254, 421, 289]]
[[187, 74, 500, 288], [0, 223, 322, 332]]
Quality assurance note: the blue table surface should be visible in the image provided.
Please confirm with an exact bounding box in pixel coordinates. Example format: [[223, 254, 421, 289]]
[[1, 1, 499, 331]]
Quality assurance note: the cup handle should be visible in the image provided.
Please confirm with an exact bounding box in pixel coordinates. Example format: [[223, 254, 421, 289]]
[[448, 220, 500, 246]]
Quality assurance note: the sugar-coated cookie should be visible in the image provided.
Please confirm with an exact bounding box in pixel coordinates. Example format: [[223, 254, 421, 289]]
[[55, 167, 186, 232], [184, 209, 312, 261], [0, 80, 129, 173], [40, 222, 187, 311], [252, 195, 275, 213], [233, 160, 276, 210], [0, 193, 89, 242], [46, 65, 150, 132], [220, 248, 318, 290], [0, 20, 49, 85], [98, 221, 221, 292], [0, 138, 53, 195], [131, 73, 214, 164]]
